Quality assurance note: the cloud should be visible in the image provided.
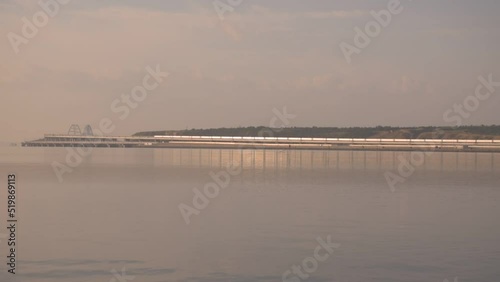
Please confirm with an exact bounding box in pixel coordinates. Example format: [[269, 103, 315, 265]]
[[220, 21, 242, 41], [426, 28, 469, 38], [304, 10, 368, 19], [0, 5, 221, 81], [0, 0, 499, 141], [292, 73, 341, 90], [391, 76, 435, 96], [9, 0, 39, 10]]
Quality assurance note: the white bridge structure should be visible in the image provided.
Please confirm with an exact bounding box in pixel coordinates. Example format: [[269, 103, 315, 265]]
[[22, 134, 500, 152]]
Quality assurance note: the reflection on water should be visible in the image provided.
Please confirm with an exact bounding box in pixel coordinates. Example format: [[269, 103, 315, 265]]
[[0, 147, 499, 282], [148, 149, 500, 172], [6, 148, 498, 172]]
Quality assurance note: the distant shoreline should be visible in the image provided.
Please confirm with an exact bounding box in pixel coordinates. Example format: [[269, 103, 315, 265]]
[[133, 125, 500, 140]]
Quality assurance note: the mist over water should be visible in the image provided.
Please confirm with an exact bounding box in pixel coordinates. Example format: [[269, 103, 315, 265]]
[[0, 147, 499, 282], [2, 1, 500, 281]]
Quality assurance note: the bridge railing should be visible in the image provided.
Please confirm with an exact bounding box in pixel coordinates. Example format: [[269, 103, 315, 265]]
[[152, 135, 500, 144], [34, 134, 500, 145]]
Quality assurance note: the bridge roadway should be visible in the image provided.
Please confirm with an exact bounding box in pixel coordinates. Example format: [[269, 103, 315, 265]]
[[20, 134, 500, 152]]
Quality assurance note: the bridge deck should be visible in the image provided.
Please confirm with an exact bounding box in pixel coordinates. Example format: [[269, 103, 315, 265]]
[[20, 135, 500, 152]]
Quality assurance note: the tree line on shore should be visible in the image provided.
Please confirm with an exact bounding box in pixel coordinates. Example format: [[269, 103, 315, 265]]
[[134, 125, 500, 140]]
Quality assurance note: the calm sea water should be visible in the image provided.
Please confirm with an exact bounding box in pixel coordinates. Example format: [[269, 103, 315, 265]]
[[0, 147, 499, 282]]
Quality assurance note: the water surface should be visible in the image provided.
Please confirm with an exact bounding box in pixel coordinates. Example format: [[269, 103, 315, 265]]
[[0, 147, 499, 282]]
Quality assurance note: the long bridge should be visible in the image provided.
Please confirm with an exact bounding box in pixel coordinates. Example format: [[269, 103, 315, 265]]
[[21, 131, 500, 152]]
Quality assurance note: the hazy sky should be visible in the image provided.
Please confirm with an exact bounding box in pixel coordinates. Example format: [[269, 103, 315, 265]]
[[1, 0, 499, 141]]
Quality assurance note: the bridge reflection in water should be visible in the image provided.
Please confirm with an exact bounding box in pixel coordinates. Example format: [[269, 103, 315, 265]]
[[100, 149, 500, 173]]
